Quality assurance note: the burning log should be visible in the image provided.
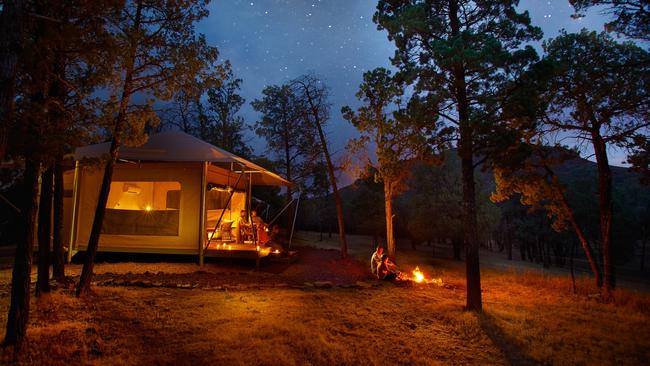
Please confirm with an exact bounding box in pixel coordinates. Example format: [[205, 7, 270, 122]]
[[396, 266, 443, 286]]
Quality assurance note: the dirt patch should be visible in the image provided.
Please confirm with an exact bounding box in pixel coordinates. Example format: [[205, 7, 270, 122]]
[[68, 246, 374, 289]]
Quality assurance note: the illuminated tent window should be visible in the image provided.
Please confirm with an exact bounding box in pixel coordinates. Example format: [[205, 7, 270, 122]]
[[102, 181, 181, 236]]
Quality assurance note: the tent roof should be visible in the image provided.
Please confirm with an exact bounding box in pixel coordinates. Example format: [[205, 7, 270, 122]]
[[74, 131, 290, 186]]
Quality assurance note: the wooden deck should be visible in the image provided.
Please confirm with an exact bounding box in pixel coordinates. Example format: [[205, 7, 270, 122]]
[[204, 242, 280, 268]]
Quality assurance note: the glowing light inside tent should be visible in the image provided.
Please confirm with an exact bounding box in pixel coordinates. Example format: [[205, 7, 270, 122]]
[[145, 205, 152, 212]]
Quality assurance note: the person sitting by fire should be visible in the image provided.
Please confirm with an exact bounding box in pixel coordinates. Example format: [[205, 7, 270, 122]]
[[376, 254, 399, 280], [370, 246, 384, 276]]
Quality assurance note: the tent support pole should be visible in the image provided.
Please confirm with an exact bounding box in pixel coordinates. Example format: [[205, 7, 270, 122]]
[[247, 173, 260, 269], [198, 161, 208, 266], [289, 192, 300, 249], [67, 161, 80, 263]]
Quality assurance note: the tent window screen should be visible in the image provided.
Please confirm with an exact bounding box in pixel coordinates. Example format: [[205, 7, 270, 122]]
[[102, 181, 181, 236]]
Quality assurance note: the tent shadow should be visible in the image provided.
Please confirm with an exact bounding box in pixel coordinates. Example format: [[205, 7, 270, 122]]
[[478, 312, 542, 366]]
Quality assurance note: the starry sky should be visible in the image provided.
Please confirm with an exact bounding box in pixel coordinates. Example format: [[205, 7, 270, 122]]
[[197, 0, 615, 174]]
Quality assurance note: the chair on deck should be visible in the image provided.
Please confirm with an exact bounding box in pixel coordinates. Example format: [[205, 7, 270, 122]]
[[209, 220, 234, 243]]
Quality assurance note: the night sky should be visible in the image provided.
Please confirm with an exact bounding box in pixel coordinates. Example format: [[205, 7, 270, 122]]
[[197, 1, 614, 175]]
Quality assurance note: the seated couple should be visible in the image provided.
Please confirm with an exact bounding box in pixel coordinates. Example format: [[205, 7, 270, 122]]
[[370, 246, 399, 280]]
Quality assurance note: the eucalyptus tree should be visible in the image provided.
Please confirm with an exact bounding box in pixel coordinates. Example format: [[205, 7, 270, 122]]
[[374, 0, 542, 310], [342, 68, 438, 261], [492, 30, 650, 295], [491, 147, 605, 287], [77, 0, 221, 296], [540, 30, 649, 294], [291, 74, 348, 258]]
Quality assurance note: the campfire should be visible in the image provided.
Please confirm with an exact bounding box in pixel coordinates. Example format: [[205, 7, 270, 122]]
[[398, 266, 443, 286], [412, 266, 425, 283]]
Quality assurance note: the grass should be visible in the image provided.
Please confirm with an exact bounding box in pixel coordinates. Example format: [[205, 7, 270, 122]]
[[0, 231, 649, 365]]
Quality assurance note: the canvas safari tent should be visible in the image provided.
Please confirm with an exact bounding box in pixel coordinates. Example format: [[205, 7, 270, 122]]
[[63, 131, 290, 265]]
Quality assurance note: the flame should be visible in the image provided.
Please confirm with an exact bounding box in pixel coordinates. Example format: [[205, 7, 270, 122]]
[[145, 205, 152, 212], [274, 249, 280, 254], [407, 266, 443, 286], [412, 267, 425, 283]]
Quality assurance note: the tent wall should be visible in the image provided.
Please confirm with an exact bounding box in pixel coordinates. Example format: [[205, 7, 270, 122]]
[[70, 162, 202, 254]]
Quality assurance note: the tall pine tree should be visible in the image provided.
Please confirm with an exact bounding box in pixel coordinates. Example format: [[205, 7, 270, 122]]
[[375, 0, 541, 310], [76, 0, 220, 295]]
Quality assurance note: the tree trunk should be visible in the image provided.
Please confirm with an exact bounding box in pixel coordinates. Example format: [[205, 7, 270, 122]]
[[52, 159, 65, 281], [459, 141, 481, 311], [76, 0, 143, 296], [570, 239, 577, 294], [547, 166, 603, 287], [449, 0, 481, 312], [284, 142, 292, 205], [318, 213, 323, 241], [641, 226, 647, 271], [452, 238, 462, 261], [36, 167, 53, 296], [543, 239, 550, 269], [49, 53, 67, 282], [592, 131, 615, 295], [76, 118, 124, 296], [384, 182, 395, 260], [283, 133, 293, 229], [309, 106, 348, 258], [5, 159, 39, 345], [295, 79, 348, 258], [0, 0, 25, 162]]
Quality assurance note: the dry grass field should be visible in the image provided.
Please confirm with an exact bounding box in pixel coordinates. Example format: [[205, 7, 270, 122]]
[[0, 232, 649, 365]]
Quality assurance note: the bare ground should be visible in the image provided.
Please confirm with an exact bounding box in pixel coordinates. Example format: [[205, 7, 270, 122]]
[[0, 231, 649, 365]]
